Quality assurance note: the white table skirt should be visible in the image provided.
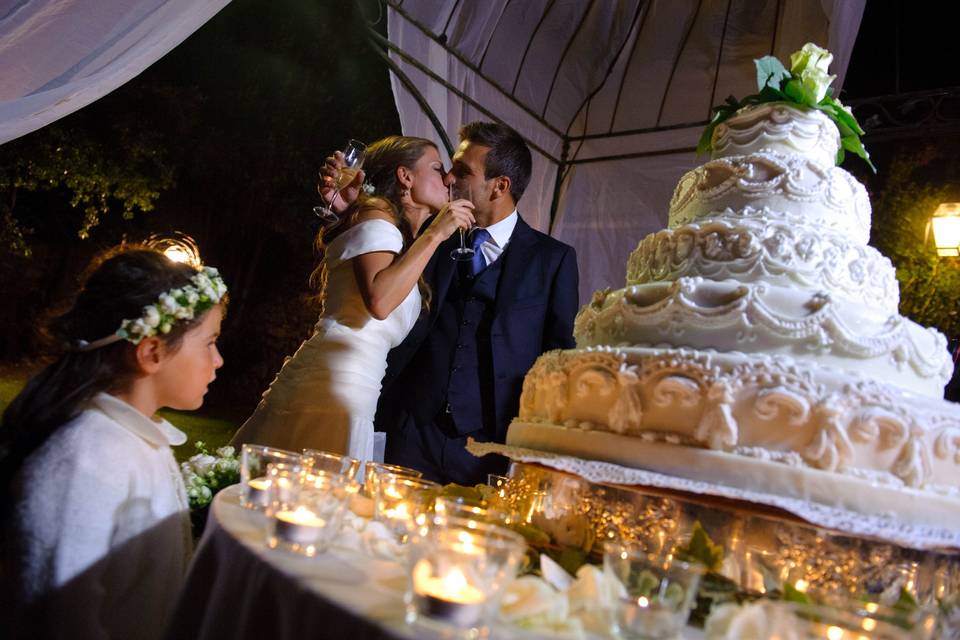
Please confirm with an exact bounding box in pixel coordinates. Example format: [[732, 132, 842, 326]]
[[164, 485, 703, 640]]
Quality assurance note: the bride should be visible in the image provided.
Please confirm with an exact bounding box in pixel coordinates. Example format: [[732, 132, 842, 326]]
[[232, 136, 473, 460]]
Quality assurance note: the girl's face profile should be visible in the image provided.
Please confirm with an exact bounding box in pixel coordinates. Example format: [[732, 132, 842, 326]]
[[154, 305, 224, 410]]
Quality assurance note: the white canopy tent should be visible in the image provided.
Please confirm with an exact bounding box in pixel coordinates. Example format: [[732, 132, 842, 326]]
[[0, 0, 230, 145], [384, 0, 866, 302]]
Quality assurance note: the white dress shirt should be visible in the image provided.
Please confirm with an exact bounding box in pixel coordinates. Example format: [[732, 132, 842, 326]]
[[475, 209, 518, 266], [12, 393, 191, 640]]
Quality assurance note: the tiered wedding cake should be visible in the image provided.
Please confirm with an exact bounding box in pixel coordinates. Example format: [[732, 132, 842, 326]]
[[507, 102, 960, 529]]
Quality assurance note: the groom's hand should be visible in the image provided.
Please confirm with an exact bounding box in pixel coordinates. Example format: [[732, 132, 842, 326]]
[[318, 151, 365, 214]]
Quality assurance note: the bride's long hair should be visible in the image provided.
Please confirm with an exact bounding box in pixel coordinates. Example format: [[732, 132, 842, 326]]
[[310, 135, 436, 312]]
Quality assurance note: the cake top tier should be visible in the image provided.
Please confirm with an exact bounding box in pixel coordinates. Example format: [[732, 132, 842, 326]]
[[711, 103, 839, 167]]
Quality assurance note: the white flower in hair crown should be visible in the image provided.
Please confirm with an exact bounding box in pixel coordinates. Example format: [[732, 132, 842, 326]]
[[361, 181, 376, 196], [116, 266, 227, 345]]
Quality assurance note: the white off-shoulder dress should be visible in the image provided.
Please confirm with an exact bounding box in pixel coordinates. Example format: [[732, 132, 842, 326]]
[[233, 219, 420, 461]]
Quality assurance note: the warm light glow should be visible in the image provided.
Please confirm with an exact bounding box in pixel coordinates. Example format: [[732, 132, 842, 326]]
[[248, 477, 270, 490], [932, 203, 960, 256], [637, 596, 649, 608], [864, 602, 879, 614], [384, 484, 403, 499], [413, 561, 485, 604], [275, 505, 325, 527], [862, 618, 877, 632], [147, 233, 203, 268], [794, 579, 809, 592], [826, 625, 844, 640], [386, 502, 410, 520], [163, 245, 193, 264]]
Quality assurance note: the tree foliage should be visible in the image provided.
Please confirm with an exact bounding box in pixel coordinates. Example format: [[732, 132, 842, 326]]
[[863, 142, 960, 341], [0, 82, 191, 254]]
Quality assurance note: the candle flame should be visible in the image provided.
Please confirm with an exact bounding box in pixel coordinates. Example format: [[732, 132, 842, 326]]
[[441, 567, 469, 592], [794, 579, 808, 593], [826, 626, 844, 640], [637, 596, 649, 608]]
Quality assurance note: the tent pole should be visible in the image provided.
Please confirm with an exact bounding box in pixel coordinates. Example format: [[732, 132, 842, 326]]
[[548, 137, 570, 236], [364, 27, 454, 157]]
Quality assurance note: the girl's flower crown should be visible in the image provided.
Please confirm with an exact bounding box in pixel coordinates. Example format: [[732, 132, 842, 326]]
[[74, 266, 228, 351]]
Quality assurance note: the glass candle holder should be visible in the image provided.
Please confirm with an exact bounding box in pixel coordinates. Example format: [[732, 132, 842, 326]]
[[433, 496, 519, 528], [604, 542, 704, 640], [373, 474, 438, 542], [787, 599, 938, 640], [266, 468, 348, 557], [363, 461, 423, 498], [406, 516, 527, 634], [302, 448, 361, 480], [240, 444, 302, 510]]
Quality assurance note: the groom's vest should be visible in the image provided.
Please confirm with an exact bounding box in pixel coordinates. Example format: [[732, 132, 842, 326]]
[[430, 251, 506, 435]]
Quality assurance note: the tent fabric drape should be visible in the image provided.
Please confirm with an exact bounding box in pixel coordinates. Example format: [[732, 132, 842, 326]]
[[0, 0, 231, 145], [386, 0, 866, 303]]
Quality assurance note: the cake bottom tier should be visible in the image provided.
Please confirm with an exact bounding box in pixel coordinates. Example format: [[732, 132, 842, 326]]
[[506, 422, 960, 531], [514, 347, 960, 499]]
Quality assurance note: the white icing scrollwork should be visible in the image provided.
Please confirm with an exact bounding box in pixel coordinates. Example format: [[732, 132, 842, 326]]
[[934, 429, 960, 465], [650, 375, 700, 409], [694, 380, 739, 450], [753, 387, 810, 426]]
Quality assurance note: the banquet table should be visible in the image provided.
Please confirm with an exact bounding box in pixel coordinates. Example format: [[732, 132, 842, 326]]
[[164, 484, 704, 640]]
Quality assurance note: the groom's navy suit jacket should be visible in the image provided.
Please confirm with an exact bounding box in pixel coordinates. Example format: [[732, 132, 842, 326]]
[[375, 215, 578, 481]]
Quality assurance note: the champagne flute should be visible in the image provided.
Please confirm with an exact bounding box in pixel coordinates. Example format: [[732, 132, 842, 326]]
[[313, 139, 367, 224], [449, 181, 475, 261]]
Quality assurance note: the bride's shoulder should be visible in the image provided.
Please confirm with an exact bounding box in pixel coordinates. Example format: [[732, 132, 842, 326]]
[[354, 198, 400, 226]]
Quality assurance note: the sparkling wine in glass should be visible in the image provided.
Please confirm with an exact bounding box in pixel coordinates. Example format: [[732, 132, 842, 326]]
[[314, 139, 367, 224], [449, 181, 475, 261]]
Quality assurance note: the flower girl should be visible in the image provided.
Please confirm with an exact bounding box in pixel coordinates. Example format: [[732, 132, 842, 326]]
[[0, 246, 227, 640]]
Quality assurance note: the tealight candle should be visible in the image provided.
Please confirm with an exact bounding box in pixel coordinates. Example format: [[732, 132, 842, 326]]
[[274, 505, 326, 546], [412, 561, 484, 627], [246, 476, 271, 507], [246, 475, 293, 508]]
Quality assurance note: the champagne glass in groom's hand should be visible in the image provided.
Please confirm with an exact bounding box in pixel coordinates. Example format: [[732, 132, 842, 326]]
[[449, 181, 475, 261], [314, 139, 367, 224]]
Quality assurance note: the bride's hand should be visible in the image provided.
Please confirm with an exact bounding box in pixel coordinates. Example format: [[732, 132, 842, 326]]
[[318, 151, 365, 214], [425, 199, 475, 242]]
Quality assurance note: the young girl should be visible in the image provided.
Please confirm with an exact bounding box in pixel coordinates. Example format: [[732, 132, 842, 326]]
[[231, 135, 473, 461], [0, 246, 227, 640]]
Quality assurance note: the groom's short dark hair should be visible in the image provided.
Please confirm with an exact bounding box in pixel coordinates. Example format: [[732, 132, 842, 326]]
[[459, 121, 532, 204]]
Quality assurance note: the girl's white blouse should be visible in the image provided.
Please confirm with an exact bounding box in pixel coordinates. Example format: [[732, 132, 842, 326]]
[[13, 392, 191, 639]]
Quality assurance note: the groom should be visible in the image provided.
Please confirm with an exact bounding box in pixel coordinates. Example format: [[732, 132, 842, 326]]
[[375, 122, 579, 485]]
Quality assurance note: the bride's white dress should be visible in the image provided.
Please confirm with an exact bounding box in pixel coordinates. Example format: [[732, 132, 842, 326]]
[[232, 219, 420, 461]]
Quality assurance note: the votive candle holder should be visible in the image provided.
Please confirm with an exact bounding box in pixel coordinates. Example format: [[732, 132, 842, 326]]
[[240, 444, 301, 510]]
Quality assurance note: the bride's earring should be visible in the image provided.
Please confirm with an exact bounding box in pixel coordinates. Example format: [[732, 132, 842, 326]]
[[400, 188, 410, 199]]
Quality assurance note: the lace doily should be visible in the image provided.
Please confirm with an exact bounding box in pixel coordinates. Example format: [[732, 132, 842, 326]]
[[467, 440, 960, 551]]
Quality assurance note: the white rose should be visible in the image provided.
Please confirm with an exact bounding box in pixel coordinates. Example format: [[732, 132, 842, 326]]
[[799, 66, 835, 103], [790, 43, 833, 76], [174, 305, 194, 320], [185, 288, 200, 305], [499, 576, 569, 627], [567, 564, 626, 612], [159, 293, 179, 315], [215, 445, 235, 458], [143, 305, 161, 328], [705, 601, 801, 640], [190, 454, 218, 476], [131, 319, 150, 336]]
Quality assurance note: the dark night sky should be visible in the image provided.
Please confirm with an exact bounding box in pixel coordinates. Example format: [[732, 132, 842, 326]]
[[844, 1, 959, 100]]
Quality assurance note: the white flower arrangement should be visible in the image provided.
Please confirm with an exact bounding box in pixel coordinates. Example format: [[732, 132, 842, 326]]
[[180, 442, 240, 510], [117, 266, 227, 344], [698, 42, 874, 171]]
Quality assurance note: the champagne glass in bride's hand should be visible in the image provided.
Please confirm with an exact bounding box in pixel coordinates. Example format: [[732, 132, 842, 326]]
[[449, 181, 475, 261], [313, 139, 367, 224]]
